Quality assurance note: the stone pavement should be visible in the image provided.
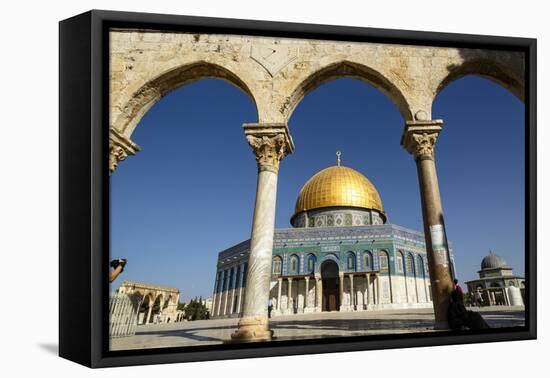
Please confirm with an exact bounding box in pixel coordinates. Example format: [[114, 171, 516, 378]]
[[110, 306, 525, 351]]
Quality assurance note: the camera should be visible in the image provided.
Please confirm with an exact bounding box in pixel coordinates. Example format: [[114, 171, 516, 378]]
[[110, 258, 127, 270]]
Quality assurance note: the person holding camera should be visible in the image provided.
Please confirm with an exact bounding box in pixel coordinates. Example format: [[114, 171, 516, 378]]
[[109, 258, 127, 283]]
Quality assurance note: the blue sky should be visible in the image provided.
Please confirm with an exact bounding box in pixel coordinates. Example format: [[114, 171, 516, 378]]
[[110, 74, 525, 302]]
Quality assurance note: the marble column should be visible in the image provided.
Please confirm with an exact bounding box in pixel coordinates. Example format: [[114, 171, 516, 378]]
[[216, 286, 223, 316], [365, 274, 370, 307], [315, 273, 323, 312], [145, 303, 153, 325], [350, 274, 355, 310], [277, 277, 283, 311], [231, 123, 294, 342], [223, 286, 229, 315], [212, 292, 218, 317], [211, 274, 219, 316], [237, 263, 245, 314], [376, 275, 380, 305], [305, 276, 310, 309], [402, 119, 454, 329], [287, 278, 293, 313], [229, 282, 236, 314], [404, 270, 410, 303], [339, 273, 345, 310]]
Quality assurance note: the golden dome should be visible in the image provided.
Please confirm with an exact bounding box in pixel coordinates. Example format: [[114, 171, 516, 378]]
[[293, 165, 384, 216]]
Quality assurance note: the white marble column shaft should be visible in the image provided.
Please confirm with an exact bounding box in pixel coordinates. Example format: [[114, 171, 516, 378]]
[[231, 123, 294, 342]]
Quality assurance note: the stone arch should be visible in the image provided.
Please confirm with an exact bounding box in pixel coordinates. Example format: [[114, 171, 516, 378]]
[[317, 253, 341, 271], [151, 293, 164, 319], [113, 61, 259, 137], [435, 55, 525, 103], [282, 60, 413, 122]]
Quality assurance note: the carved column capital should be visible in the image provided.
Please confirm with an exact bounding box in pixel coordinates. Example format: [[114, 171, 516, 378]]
[[243, 123, 295, 173], [109, 129, 140, 175], [401, 120, 443, 160]]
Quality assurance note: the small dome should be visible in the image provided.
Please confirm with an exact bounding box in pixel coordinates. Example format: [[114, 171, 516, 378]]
[[481, 253, 508, 270], [293, 165, 384, 217]]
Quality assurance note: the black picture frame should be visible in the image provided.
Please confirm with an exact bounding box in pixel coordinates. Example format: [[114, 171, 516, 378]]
[[59, 9, 537, 368]]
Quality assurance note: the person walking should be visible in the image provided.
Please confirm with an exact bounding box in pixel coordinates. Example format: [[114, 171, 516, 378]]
[[268, 298, 273, 318]]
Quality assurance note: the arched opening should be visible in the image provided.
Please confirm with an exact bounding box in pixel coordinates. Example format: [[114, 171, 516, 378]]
[[138, 293, 154, 324], [113, 61, 258, 136], [110, 74, 259, 311], [435, 57, 524, 103], [151, 294, 163, 323], [278, 74, 419, 230], [321, 260, 340, 312], [283, 61, 412, 121], [433, 75, 525, 289]]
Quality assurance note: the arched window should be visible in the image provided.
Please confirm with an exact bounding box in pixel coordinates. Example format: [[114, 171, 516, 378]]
[[289, 255, 299, 274], [396, 251, 404, 273], [306, 254, 316, 273], [347, 252, 356, 271], [379, 250, 389, 273], [406, 254, 415, 276], [417, 255, 425, 278], [363, 251, 373, 270], [272, 256, 282, 275]]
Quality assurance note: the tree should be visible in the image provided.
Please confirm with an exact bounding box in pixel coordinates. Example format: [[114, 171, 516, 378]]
[[184, 297, 209, 320]]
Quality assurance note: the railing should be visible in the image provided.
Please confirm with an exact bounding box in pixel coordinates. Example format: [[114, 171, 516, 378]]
[[109, 293, 141, 338]]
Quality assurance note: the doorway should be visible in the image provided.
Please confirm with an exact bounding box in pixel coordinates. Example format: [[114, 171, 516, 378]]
[[321, 260, 340, 311]]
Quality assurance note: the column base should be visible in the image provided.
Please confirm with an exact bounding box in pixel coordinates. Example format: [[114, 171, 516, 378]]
[[339, 305, 352, 312], [228, 316, 274, 343], [303, 307, 316, 313]]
